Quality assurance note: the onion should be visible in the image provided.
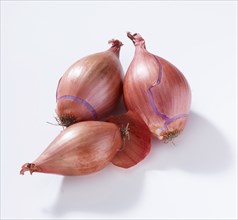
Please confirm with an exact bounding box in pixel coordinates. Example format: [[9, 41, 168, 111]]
[[55, 39, 123, 127], [20, 112, 152, 175], [107, 111, 151, 168], [124, 32, 191, 141], [20, 121, 122, 176]]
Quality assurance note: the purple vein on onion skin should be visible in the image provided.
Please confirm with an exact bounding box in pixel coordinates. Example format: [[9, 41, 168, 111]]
[[55, 77, 97, 120], [147, 54, 189, 130], [57, 95, 98, 120]]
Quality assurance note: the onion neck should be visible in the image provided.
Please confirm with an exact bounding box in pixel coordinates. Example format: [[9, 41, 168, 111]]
[[127, 32, 146, 49], [20, 163, 40, 175], [108, 39, 123, 57]]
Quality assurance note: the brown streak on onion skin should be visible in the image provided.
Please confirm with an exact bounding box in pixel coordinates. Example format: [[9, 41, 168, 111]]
[[20, 121, 122, 176], [55, 39, 124, 127]]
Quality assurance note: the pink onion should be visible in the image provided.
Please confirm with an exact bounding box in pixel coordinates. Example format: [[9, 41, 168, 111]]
[[124, 32, 191, 141], [20, 121, 122, 176], [55, 39, 123, 127], [20, 112, 152, 175]]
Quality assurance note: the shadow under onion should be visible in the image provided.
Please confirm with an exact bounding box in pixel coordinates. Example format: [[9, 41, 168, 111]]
[[51, 166, 143, 216], [49, 111, 232, 216], [143, 111, 233, 173]]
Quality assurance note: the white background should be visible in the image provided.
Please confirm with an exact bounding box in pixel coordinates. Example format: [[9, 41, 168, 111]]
[[1, 1, 237, 219]]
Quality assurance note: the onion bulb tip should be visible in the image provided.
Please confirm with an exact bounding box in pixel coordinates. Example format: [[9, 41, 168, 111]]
[[20, 163, 39, 175]]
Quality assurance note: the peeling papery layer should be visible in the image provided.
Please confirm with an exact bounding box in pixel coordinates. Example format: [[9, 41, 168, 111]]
[[107, 111, 151, 168]]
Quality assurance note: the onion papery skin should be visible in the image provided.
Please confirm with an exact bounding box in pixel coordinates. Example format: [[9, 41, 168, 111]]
[[55, 40, 123, 127], [20, 121, 122, 176], [124, 33, 191, 141], [107, 111, 151, 168]]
